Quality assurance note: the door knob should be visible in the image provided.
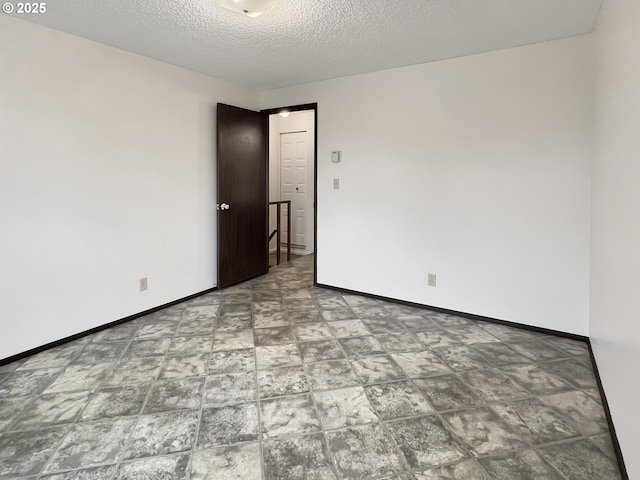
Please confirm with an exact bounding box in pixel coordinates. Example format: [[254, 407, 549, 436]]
[[217, 203, 230, 211]]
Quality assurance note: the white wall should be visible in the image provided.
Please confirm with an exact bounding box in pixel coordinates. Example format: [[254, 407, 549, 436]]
[[591, 0, 640, 476], [0, 16, 258, 359], [268, 111, 315, 255], [262, 36, 593, 335]]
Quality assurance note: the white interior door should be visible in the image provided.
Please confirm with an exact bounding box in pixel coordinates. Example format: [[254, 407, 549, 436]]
[[280, 131, 307, 248]]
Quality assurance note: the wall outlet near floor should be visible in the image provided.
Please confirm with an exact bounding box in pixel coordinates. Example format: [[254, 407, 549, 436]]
[[139, 277, 148, 291], [427, 273, 437, 287]]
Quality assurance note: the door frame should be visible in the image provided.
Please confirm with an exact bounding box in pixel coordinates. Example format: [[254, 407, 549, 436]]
[[261, 103, 318, 286]]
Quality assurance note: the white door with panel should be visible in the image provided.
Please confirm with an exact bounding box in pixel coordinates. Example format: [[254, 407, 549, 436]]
[[280, 131, 308, 249]]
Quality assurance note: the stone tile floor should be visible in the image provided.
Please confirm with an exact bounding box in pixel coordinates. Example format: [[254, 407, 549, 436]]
[[269, 251, 302, 268], [0, 254, 623, 479]]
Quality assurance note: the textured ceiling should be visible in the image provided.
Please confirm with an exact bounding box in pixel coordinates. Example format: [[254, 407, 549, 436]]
[[14, 0, 602, 90]]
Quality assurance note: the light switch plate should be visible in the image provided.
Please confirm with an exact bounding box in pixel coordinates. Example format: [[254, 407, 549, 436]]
[[333, 178, 340, 189], [331, 150, 342, 163]]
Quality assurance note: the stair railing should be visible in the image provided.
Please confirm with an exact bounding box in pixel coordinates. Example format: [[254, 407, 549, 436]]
[[268, 200, 291, 265]]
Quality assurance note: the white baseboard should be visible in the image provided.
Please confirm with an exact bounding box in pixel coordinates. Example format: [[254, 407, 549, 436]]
[[269, 246, 312, 256]]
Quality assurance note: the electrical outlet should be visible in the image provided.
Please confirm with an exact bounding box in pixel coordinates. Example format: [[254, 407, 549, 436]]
[[139, 277, 148, 291], [333, 178, 340, 189], [427, 273, 436, 287]]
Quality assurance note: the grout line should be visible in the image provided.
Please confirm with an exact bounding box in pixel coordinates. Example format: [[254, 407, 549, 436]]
[[186, 299, 222, 479], [307, 372, 343, 479], [250, 290, 267, 480]]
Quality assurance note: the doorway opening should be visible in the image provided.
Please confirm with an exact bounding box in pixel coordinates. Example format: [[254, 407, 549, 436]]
[[215, 102, 317, 289], [264, 106, 317, 277]]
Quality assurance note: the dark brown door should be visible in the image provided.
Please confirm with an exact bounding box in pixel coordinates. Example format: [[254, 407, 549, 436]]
[[217, 103, 268, 288]]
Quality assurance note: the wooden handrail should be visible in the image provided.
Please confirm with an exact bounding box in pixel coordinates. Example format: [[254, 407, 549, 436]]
[[269, 201, 291, 265]]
